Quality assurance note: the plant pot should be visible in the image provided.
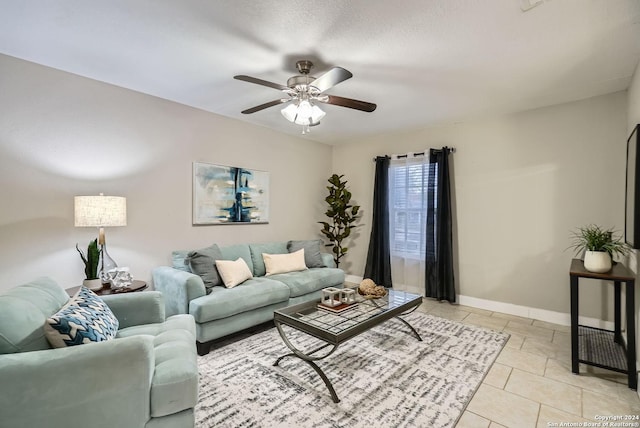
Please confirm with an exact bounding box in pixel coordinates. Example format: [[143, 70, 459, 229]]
[[583, 251, 612, 273], [82, 279, 103, 291]]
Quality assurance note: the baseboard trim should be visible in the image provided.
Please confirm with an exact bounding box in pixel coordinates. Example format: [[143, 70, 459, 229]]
[[457, 295, 614, 330], [345, 274, 614, 330]]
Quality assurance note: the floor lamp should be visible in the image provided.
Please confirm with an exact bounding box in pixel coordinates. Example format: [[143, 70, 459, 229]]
[[74, 193, 127, 283]]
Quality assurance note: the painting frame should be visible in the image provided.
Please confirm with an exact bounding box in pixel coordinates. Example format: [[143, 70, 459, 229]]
[[192, 162, 269, 225]]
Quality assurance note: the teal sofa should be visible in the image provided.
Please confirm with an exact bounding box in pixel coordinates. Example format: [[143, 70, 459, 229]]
[[0, 277, 198, 428], [152, 241, 345, 355]]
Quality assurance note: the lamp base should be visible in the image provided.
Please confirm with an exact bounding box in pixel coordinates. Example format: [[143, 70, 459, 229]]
[[98, 244, 118, 284]]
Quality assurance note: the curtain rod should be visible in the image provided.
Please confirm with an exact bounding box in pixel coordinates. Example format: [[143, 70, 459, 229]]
[[372, 147, 455, 162]]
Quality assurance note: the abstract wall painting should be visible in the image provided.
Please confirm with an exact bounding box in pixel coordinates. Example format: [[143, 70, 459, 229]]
[[193, 162, 269, 225]]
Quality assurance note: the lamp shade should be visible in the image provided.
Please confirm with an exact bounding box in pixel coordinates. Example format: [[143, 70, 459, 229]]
[[74, 195, 127, 227]]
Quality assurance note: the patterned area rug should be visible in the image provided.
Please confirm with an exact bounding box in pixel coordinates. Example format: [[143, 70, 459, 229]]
[[196, 311, 509, 428]]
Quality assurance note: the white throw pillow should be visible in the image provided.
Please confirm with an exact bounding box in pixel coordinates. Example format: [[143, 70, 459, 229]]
[[263, 249, 308, 276], [215, 258, 253, 288]]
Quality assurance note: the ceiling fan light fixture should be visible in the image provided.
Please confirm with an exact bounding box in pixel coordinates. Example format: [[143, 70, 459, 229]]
[[281, 100, 325, 126]]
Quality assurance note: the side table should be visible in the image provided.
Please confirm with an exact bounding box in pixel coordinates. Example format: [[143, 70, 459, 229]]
[[569, 258, 636, 389], [66, 280, 148, 297]]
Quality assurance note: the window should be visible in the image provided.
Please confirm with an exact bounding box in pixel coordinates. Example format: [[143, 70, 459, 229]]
[[388, 158, 437, 259]]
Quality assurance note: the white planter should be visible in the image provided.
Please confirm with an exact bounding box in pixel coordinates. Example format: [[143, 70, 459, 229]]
[[82, 278, 103, 291], [583, 251, 612, 273]]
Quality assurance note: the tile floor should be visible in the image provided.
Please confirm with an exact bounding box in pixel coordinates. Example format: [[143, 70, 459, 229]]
[[415, 298, 640, 428]]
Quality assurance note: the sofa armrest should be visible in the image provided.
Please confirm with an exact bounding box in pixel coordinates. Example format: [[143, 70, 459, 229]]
[[321, 252, 337, 268], [101, 291, 165, 329], [0, 335, 155, 428], [152, 266, 206, 317]]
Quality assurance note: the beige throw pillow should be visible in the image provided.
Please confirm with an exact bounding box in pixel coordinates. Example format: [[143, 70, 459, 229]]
[[263, 249, 308, 276], [215, 258, 253, 288]]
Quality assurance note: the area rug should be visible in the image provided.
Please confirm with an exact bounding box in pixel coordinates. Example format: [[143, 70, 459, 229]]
[[195, 312, 509, 428]]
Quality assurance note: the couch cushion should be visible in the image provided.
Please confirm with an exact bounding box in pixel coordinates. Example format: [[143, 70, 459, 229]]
[[45, 287, 119, 348], [118, 314, 198, 418], [172, 250, 192, 272], [215, 258, 253, 288], [263, 249, 307, 276], [267, 268, 345, 298], [248, 242, 288, 276], [187, 244, 223, 291], [219, 244, 254, 273], [288, 239, 325, 268], [188, 277, 290, 323], [0, 277, 69, 354]]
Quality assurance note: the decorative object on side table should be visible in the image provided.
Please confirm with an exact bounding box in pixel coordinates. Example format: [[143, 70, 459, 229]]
[[318, 174, 361, 268], [568, 224, 630, 273], [104, 267, 134, 290], [358, 278, 387, 299], [76, 238, 102, 291], [74, 193, 127, 283]]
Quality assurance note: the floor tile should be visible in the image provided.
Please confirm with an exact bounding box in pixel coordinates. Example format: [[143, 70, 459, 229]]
[[463, 313, 508, 331], [491, 312, 534, 324], [544, 358, 622, 395], [427, 305, 470, 321], [483, 363, 512, 389], [504, 321, 554, 342], [536, 405, 591, 428], [521, 337, 571, 361], [505, 369, 582, 415], [467, 384, 539, 428], [582, 389, 640, 418], [489, 423, 507, 428], [456, 411, 490, 428], [456, 305, 494, 317], [505, 333, 525, 349], [532, 319, 570, 333], [496, 347, 547, 375]]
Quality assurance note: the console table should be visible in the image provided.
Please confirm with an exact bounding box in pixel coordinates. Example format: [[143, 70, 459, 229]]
[[569, 258, 636, 389]]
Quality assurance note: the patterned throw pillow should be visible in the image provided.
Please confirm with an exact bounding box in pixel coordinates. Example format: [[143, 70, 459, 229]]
[[44, 286, 119, 348]]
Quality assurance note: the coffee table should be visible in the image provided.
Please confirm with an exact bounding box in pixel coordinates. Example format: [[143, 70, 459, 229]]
[[273, 289, 423, 403]]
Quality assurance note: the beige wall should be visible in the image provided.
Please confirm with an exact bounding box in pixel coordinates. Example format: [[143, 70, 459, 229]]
[[333, 91, 628, 318], [0, 54, 332, 292]]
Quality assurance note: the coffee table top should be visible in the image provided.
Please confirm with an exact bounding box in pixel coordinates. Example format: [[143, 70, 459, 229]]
[[274, 289, 422, 344]]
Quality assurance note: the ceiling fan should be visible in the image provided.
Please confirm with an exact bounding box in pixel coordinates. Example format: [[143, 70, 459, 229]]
[[234, 60, 376, 133]]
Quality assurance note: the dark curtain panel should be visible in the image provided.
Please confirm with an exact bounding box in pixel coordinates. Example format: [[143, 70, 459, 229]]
[[425, 147, 456, 302], [364, 156, 393, 287]]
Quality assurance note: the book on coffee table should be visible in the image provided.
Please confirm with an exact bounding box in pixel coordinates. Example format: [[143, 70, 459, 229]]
[[317, 302, 357, 313]]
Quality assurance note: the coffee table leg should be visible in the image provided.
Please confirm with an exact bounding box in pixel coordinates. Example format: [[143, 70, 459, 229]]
[[273, 321, 341, 403], [395, 315, 423, 341]]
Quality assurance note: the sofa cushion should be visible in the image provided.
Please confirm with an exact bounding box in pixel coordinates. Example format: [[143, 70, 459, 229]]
[[188, 277, 290, 323], [215, 258, 253, 288], [263, 249, 307, 276], [219, 244, 254, 273], [287, 239, 325, 268], [172, 250, 192, 272], [248, 242, 288, 276], [45, 287, 119, 348], [268, 267, 346, 298], [118, 314, 198, 418], [0, 277, 69, 354], [187, 244, 223, 291]]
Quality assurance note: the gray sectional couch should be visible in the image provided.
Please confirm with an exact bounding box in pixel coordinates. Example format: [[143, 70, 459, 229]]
[[152, 241, 345, 355]]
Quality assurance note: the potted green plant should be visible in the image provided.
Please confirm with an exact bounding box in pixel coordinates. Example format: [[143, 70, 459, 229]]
[[318, 174, 361, 268], [76, 238, 102, 290], [568, 225, 630, 273]]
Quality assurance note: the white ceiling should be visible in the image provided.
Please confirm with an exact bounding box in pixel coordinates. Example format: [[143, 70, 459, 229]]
[[0, 0, 639, 144]]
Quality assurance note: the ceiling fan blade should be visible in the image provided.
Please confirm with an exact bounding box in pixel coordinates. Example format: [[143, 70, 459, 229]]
[[309, 67, 353, 93], [234, 75, 290, 91], [320, 95, 377, 112], [241, 99, 288, 114]]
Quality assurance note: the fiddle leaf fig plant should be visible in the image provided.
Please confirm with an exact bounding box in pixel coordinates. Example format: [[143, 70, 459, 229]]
[[76, 238, 100, 280], [318, 174, 361, 268]]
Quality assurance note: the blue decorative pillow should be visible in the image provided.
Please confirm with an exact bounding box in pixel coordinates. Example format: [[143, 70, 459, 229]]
[[44, 286, 119, 348]]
